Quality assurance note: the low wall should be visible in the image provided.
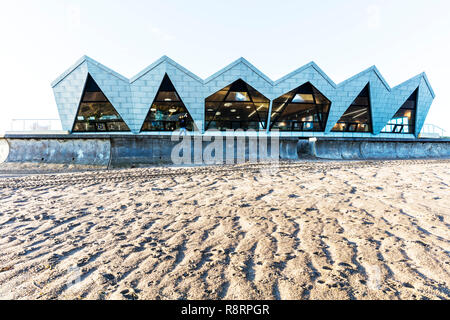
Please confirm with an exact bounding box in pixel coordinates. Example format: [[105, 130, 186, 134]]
[[0, 135, 295, 167], [305, 139, 450, 160], [1, 138, 110, 166], [1, 135, 449, 167], [106, 135, 290, 166]]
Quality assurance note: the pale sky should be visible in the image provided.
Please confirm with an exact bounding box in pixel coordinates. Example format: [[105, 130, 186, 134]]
[[0, 0, 449, 133]]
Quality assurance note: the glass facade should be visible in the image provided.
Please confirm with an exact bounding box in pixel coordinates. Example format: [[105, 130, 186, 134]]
[[72, 74, 130, 132], [141, 74, 194, 131], [270, 82, 331, 131], [332, 84, 372, 133], [205, 79, 269, 130], [381, 89, 417, 134]]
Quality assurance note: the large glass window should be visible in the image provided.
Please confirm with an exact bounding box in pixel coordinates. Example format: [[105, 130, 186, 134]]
[[270, 82, 331, 131], [141, 74, 194, 131], [332, 84, 372, 133], [205, 79, 269, 130], [381, 89, 417, 134], [72, 74, 130, 132]]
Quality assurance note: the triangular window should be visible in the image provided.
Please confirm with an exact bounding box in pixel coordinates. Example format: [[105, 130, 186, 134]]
[[270, 82, 331, 131], [205, 79, 269, 130], [382, 89, 418, 134], [332, 84, 372, 133], [141, 74, 194, 131], [72, 74, 130, 132]]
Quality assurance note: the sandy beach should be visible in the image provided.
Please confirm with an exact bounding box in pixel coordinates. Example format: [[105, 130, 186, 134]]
[[0, 160, 449, 300]]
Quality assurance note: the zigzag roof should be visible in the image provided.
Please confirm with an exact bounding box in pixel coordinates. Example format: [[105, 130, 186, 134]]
[[51, 55, 435, 98]]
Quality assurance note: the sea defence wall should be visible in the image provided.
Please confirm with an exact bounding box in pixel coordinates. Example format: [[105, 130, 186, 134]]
[[0, 134, 296, 167], [1, 137, 111, 166], [1, 134, 449, 167], [299, 138, 450, 160]]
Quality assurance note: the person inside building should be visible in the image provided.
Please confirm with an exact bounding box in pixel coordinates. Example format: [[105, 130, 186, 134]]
[[178, 113, 187, 136]]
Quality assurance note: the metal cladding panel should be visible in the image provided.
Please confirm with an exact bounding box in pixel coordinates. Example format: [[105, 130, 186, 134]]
[[416, 77, 435, 137], [52, 61, 88, 131]]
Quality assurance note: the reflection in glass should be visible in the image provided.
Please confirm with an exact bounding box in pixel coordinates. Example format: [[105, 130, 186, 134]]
[[381, 89, 417, 134], [205, 79, 269, 130], [141, 74, 194, 131], [72, 74, 130, 132], [270, 82, 330, 131], [332, 84, 372, 133]]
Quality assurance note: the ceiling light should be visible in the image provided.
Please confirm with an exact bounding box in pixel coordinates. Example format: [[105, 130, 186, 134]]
[[224, 103, 232, 107], [230, 109, 236, 112], [164, 98, 172, 101], [169, 108, 177, 113], [216, 112, 221, 116], [151, 108, 157, 112]]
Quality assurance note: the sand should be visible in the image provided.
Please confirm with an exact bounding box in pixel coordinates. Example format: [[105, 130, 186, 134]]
[[0, 160, 449, 300]]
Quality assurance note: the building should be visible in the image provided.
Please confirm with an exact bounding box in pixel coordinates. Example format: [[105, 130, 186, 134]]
[[51, 55, 435, 138]]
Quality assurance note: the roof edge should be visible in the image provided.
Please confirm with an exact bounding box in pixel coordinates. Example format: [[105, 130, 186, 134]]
[[337, 65, 391, 91], [204, 57, 273, 85], [84, 56, 129, 82], [129, 55, 169, 83], [274, 61, 337, 88], [52, 56, 435, 99], [51, 55, 88, 88], [51, 55, 129, 88], [392, 72, 435, 98]]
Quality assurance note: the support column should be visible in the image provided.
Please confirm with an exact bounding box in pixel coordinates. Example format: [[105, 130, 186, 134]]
[[266, 100, 273, 134]]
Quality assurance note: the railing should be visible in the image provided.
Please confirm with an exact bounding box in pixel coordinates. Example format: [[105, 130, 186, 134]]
[[420, 124, 447, 138], [9, 119, 62, 132]]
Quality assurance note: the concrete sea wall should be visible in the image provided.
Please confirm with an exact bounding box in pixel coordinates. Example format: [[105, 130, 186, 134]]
[[0, 135, 295, 167], [1, 135, 449, 167], [2, 138, 110, 166], [302, 138, 450, 160]]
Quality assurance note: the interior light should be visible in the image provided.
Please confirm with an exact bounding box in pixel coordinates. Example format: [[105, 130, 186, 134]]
[[224, 103, 232, 107], [230, 109, 236, 112], [352, 110, 367, 119], [236, 92, 246, 101], [216, 112, 221, 116], [164, 98, 172, 102], [151, 108, 157, 112], [246, 106, 251, 109], [169, 108, 177, 113]]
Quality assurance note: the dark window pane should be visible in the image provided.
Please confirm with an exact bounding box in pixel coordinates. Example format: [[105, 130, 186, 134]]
[[72, 74, 130, 132], [82, 91, 108, 102], [225, 91, 251, 102], [155, 91, 180, 102]]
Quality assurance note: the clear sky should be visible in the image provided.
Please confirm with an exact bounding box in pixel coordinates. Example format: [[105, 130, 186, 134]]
[[0, 0, 449, 133]]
